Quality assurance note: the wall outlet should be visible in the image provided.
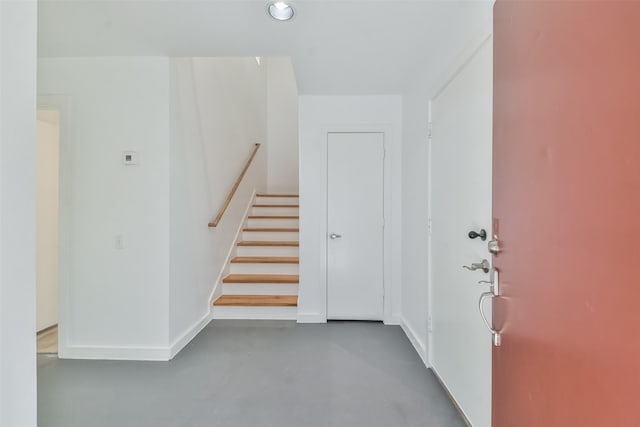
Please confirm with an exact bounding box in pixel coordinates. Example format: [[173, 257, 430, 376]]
[[122, 151, 138, 165]]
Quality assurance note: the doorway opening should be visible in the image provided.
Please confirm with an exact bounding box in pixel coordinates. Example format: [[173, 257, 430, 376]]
[[36, 108, 61, 355]]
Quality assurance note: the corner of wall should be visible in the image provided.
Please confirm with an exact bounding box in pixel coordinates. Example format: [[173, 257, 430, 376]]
[[266, 56, 299, 194], [400, 316, 429, 368], [168, 312, 212, 360], [0, 1, 38, 424], [168, 57, 269, 355], [384, 315, 402, 326], [296, 312, 327, 323]]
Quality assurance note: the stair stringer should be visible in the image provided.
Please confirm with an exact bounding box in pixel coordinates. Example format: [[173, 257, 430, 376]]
[[208, 190, 257, 305]]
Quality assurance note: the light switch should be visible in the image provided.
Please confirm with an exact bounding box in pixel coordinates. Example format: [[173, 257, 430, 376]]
[[122, 151, 138, 165]]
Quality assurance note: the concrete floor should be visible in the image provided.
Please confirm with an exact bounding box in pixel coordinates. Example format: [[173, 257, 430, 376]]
[[38, 320, 466, 427]]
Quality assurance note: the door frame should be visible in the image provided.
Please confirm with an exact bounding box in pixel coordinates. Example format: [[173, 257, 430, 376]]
[[427, 26, 494, 366], [37, 94, 72, 358], [318, 124, 395, 324], [425, 25, 493, 426]]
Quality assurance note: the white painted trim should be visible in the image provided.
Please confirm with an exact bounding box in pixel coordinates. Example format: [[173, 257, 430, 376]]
[[63, 345, 171, 361], [384, 314, 401, 326], [212, 306, 297, 320], [431, 367, 473, 427], [38, 94, 73, 359], [296, 312, 327, 323], [401, 317, 429, 368], [168, 312, 212, 359], [318, 124, 396, 324], [427, 100, 435, 366], [66, 296, 213, 362], [208, 189, 256, 305]]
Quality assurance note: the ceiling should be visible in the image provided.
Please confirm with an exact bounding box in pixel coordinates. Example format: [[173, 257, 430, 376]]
[[38, 0, 493, 95]]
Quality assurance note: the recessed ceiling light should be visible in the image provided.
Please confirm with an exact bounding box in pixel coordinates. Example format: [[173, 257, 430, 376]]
[[267, 1, 294, 21]]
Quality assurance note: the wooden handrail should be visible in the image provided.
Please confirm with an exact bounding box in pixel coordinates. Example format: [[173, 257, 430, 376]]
[[208, 143, 261, 227]]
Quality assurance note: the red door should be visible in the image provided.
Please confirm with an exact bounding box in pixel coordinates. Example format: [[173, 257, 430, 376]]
[[492, 2, 640, 426]]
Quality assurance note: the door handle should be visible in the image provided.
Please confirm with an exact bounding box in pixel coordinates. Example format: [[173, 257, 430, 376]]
[[478, 266, 500, 346], [329, 233, 342, 240], [478, 292, 501, 346], [463, 259, 490, 273]]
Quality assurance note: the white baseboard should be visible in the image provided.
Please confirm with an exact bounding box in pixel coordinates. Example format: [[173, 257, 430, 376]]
[[384, 314, 401, 325], [59, 312, 213, 362], [400, 317, 429, 368], [61, 345, 170, 361], [296, 312, 326, 323], [431, 366, 473, 427], [168, 311, 212, 360]]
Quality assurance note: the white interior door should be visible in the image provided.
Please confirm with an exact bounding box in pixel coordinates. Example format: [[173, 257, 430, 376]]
[[327, 132, 384, 320], [430, 38, 493, 427]]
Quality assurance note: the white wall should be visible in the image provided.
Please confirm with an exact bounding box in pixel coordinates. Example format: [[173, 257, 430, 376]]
[[36, 110, 60, 332], [168, 57, 267, 349], [38, 57, 172, 359], [0, 1, 38, 425], [400, 92, 431, 364], [189, 57, 267, 208], [297, 96, 402, 324], [36, 56, 269, 359], [266, 57, 298, 193]]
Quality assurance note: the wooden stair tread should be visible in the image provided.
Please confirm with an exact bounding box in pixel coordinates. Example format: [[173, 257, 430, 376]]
[[248, 215, 299, 219], [256, 194, 299, 198], [231, 257, 299, 264], [253, 204, 299, 208], [237, 241, 299, 247], [223, 274, 299, 284], [243, 228, 299, 232], [213, 295, 298, 307]]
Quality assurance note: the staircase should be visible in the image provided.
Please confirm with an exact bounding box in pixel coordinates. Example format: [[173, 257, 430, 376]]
[[212, 194, 299, 320]]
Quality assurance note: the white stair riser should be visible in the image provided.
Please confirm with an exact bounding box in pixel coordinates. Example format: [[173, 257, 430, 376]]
[[247, 218, 299, 228], [242, 231, 299, 241], [255, 197, 299, 205], [212, 306, 298, 320], [237, 246, 299, 257], [230, 263, 299, 275], [252, 206, 299, 216], [222, 283, 298, 295]]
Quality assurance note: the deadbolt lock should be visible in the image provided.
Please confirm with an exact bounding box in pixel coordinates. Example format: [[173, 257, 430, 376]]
[[488, 238, 500, 255]]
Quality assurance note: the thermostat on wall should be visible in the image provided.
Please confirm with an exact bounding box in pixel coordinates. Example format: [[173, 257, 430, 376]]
[[122, 151, 138, 165]]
